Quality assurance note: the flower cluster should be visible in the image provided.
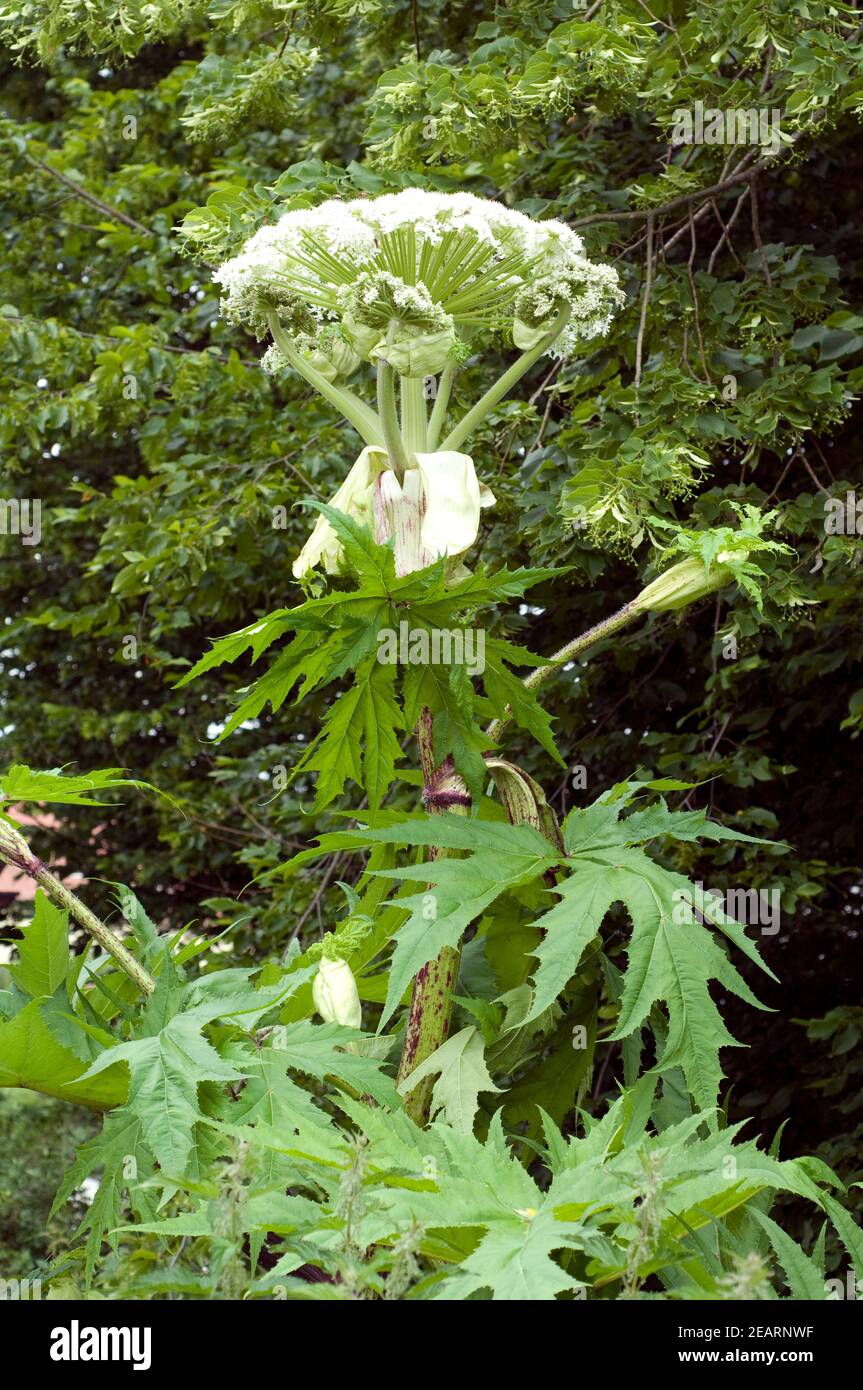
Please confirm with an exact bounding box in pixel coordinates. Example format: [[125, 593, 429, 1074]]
[[633, 505, 794, 614], [215, 187, 623, 360], [215, 188, 625, 582], [513, 261, 625, 355]]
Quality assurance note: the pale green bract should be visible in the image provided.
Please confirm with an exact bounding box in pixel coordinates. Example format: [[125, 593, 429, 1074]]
[[293, 445, 495, 578], [312, 956, 363, 1030]]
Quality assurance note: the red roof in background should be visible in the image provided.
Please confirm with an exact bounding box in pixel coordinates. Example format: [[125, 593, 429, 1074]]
[[0, 807, 84, 904]]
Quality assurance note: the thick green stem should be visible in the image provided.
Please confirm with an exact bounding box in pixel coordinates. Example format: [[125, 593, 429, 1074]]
[[267, 310, 384, 448], [440, 309, 570, 452], [426, 361, 456, 451], [487, 602, 639, 742], [400, 374, 428, 455], [397, 709, 470, 1124], [377, 354, 411, 481]]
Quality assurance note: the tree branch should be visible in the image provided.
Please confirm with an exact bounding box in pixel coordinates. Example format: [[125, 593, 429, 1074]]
[[569, 153, 781, 230], [26, 154, 154, 237]]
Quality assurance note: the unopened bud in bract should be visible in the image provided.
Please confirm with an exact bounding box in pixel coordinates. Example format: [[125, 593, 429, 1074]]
[[304, 333, 362, 381], [312, 955, 362, 1029], [513, 315, 558, 351], [340, 311, 382, 360], [631, 554, 732, 614], [370, 321, 456, 378]]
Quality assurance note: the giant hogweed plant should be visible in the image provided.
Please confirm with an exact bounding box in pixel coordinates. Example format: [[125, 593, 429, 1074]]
[[1, 190, 860, 1300]]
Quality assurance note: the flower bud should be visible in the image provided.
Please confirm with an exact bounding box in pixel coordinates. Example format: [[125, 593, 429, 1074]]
[[513, 316, 560, 351], [341, 311, 383, 359], [370, 321, 456, 378], [325, 336, 362, 378], [631, 556, 730, 614], [303, 347, 340, 383], [312, 955, 362, 1029], [512, 280, 569, 349], [303, 337, 362, 382]]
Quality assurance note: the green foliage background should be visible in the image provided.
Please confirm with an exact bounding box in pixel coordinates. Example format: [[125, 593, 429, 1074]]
[[0, 0, 862, 1292]]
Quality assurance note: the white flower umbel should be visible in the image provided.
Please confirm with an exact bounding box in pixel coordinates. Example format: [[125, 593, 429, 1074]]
[[217, 188, 621, 347], [215, 188, 623, 580]]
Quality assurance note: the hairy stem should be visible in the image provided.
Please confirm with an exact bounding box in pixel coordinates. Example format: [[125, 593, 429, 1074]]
[[397, 709, 470, 1123], [0, 819, 156, 995], [38, 867, 157, 996], [486, 602, 639, 741], [267, 310, 384, 448], [440, 309, 569, 452]]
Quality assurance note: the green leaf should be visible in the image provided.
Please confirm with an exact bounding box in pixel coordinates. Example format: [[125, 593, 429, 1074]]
[[822, 1192, 863, 1281], [0, 764, 164, 809], [173, 608, 291, 686], [520, 796, 776, 1114], [403, 661, 490, 799], [498, 992, 598, 1137], [109, 883, 161, 953], [8, 889, 69, 998], [365, 820, 558, 1026], [750, 1208, 828, 1299], [266, 1020, 398, 1108], [81, 975, 248, 1175], [482, 636, 563, 766], [225, 1042, 341, 1180], [294, 655, 404, 810], [398, 1026, 501, 1132], [0, 1000, 128, 1108], [50, 1109, 151, 1282], [526, 860, 619, 1022], [308, 503, 396, 587], [348, 1106, 585, 1300]]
